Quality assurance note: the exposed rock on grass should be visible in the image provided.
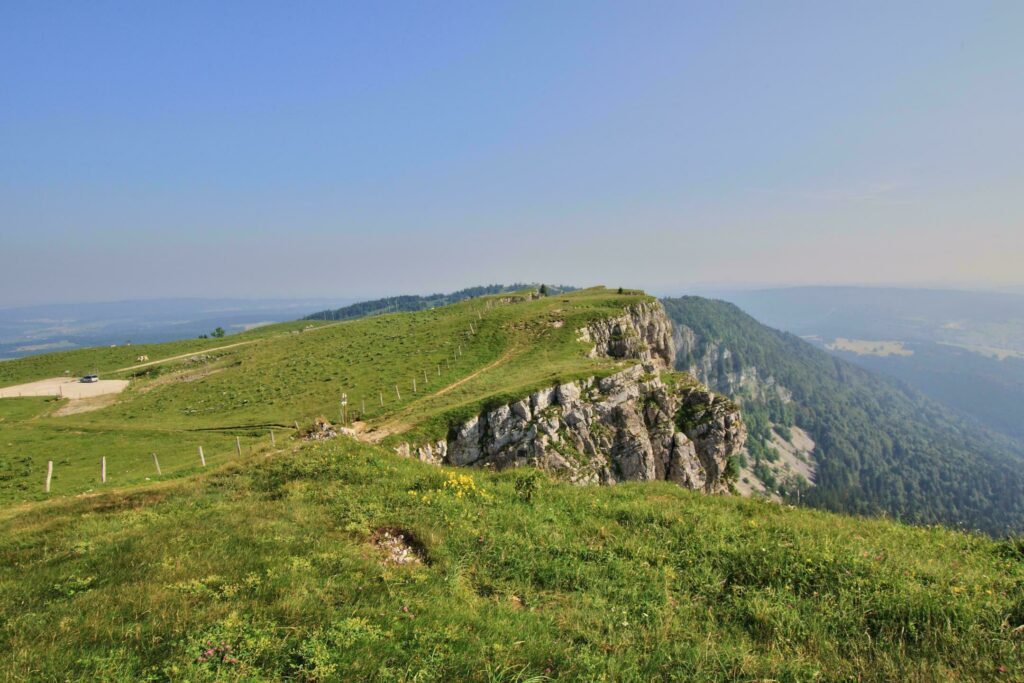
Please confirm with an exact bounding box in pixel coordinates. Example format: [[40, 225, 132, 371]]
[[372, 527, 425, 566], [398, 364, 744, 492]]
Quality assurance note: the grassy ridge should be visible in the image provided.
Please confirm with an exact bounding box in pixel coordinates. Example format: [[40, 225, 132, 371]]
[[0, 288, 647, 503], [1, 437, 1020, 681], [0, 320, 325, 389], [1, 287, 1022, 680]]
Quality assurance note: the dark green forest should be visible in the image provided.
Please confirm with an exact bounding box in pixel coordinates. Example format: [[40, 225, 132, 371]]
[[662, 296, 1024, 536]]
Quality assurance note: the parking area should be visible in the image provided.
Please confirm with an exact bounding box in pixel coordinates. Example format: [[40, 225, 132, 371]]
[[0, 377, 129, 399]]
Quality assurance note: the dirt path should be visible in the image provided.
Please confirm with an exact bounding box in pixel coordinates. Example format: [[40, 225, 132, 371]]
[[432, 348, 517, 398], [113, 340, 257, 373], [363, 347, 519, 443], [112, 321, 348, 374]]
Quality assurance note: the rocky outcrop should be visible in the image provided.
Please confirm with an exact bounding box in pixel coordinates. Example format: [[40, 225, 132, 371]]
[[301, 416, 356, 441], [393, 300, 744, 493], [396, 364, 746, 493], [578, 300, 675, 370]]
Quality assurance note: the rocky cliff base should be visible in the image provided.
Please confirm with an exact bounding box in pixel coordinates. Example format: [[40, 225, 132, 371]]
[[396, 364, 745, 493]]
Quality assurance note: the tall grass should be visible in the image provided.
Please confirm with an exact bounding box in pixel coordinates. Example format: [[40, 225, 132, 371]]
[[0, 437, 1020, 681]]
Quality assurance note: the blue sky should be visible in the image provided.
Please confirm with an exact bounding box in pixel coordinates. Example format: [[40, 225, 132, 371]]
[[2, 1, 1022, 305]]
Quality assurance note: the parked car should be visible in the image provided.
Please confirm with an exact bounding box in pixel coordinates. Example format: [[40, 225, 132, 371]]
[[80, 374, 99, 383]]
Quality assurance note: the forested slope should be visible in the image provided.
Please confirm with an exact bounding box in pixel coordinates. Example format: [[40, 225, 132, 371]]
[[662, 296, 1024, 536]]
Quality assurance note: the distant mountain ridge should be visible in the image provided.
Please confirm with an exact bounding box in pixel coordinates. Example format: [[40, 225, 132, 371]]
[[662, 295, 1024, 536], [304, 284, 576, 321]]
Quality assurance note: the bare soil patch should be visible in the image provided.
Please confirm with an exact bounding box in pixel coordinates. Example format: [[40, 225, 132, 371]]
[[52, 393, 120, 416], [372, 527, 426, 566]]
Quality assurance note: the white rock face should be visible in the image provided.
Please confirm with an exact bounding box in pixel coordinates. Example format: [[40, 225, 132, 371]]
[[579, 300, 676, 369], [394, 299, 746, 493], [397, 364, 746, 493]]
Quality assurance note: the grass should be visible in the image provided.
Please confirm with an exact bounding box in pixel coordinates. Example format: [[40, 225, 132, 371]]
[[0, 320, 326, 389], [0, 288, 647, 502], [2, 286, 1021, 679], [0, 436, 1020, 681], [0, 397, 273, 504]]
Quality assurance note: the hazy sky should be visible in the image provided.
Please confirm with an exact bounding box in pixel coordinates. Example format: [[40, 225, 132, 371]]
[[2, 2, 1022, 306]]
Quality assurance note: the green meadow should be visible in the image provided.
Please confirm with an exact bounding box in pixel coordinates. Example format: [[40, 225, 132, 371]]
[[0, 438, 1020, 681], [0, 288, 641, 503], [0, 287, 1021, 681]]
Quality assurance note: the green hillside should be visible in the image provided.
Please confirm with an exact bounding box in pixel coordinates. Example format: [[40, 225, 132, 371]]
[[1, 437, 1021, 681], [662, 296, 1024, 536], [1, 288, 1022, 680], [305, 284, 575, 322], [0, 288, 641, 503]]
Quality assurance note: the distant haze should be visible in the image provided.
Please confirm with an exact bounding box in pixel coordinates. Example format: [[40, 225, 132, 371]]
[[2, 3, 1022, 306], [0, 297, 351, 360]]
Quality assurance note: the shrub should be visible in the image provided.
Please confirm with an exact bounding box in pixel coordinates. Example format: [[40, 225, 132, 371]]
[[514, 470, 543, 503]]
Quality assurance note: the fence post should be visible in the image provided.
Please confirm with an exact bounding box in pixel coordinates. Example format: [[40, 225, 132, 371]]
[[235, 437, 242, 456], [270, 430, 276, 447], [45, 460, 53, 493], [101, 456, 106, 483], [152, 452, 161, 475], [199, 446, 206, 467], [395, 384, 401, 400]]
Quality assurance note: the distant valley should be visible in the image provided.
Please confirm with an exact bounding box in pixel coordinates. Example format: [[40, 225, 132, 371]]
[[705, 287, 1024, 445]]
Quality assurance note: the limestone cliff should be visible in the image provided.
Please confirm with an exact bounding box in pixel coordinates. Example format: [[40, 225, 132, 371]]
[[672, 321, 816, 498], [396, 364, 744, 492], [395, 301, 746, 493], [577, 300, 675, 369]]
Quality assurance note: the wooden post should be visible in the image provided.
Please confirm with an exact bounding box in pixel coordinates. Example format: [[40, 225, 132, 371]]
[[45, 460, 53, 493], [395, 384, 401, 400], [361, 399, 366, 416], [294, 420, 300, 431], [270, 430, 276, 447], [152, 452, 161, 475], [437, 364, 441, 376], [235, 436, 242, 456], [379, 390, 384, 406], [412, 377, 417, 393], [458, 344, 462, 356], [199, 446, 206, 467], [423, 369, 428, 383], [446, 359, 450, 369], [101, 456, 106, 483]]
